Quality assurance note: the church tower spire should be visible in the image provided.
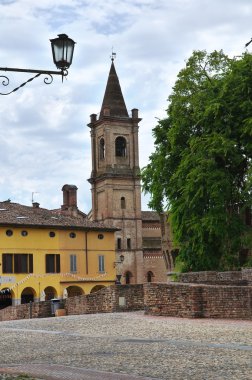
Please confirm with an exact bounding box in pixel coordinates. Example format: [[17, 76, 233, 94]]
[[100, 59, 129, 119], [88, 58, 144, 284]]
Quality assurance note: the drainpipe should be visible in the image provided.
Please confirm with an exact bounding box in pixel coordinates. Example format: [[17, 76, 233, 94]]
[[85, 231, 89, 274]]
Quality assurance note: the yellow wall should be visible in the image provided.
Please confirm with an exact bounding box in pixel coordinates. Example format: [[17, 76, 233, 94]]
[[0, 226, 116, 305]]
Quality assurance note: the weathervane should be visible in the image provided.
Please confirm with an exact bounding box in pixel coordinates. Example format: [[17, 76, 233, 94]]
[[111, 48, 116, 62], [0, 34, 75, 95]]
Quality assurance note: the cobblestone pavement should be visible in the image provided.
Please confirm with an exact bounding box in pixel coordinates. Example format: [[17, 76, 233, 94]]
[[0, 311, 251, 380]]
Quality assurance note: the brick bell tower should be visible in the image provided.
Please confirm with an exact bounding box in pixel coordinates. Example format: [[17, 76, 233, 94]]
[[88, 57, 144, 284]]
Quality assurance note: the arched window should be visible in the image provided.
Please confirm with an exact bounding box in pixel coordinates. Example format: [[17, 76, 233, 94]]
[[125, 271, 132, 284], [121, 196, 126, 209], [115, 136, 127, 157], [117, 238, 122, 250], [99, 138, 105, 159], [147, 271, 154, 283]]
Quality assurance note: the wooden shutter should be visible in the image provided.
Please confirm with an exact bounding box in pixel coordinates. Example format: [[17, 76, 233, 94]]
[[2, 254, 13, 273], [56, 254, 60, 273], [29, 254, 33, 273]]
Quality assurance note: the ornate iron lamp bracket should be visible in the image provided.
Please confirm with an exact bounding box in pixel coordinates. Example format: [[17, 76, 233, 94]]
[[0, 67, 68, 96]]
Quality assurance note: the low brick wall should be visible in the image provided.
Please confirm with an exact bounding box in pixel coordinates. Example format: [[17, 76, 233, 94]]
[[201, 285, 252, 319], [178, 269, 252, 285], [0, 300, 51, 321], [1, 281, 251, 321], [242, 268, 252, 284], [65, 284, 144, 315], [0, 285, 144, 321], [144, 282, 252, 319], [144, 283, 204, 318]]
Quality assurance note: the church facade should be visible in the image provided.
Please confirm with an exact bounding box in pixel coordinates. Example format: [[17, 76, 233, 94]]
[[87, 59, 167, 284]]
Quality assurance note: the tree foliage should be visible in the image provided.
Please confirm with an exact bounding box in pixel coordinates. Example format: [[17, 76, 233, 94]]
[[142, 50, 252, 271]]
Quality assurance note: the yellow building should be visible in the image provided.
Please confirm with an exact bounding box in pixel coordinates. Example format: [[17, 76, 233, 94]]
[[0, 190, 117, 308]]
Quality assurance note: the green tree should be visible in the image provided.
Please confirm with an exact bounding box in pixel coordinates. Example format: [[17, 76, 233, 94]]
[[142, 50, 252, 271]]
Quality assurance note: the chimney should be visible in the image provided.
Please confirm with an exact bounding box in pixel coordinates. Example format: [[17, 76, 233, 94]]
[[61, 185, 78, 216], [131, 108, 139, 119], [90, 113, 97, 123], [32, 202, 40, 208]]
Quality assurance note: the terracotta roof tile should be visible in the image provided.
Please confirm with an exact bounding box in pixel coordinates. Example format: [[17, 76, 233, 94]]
[[0, 201, 117, 231], [141, 211, 160, 221]]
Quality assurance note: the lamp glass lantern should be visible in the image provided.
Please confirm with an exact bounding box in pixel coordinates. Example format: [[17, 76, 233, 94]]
[[50, 34, 76, 71]]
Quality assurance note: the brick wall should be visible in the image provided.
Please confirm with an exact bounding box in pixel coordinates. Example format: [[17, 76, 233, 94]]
[[0, 300, 51, 321], [65, 287, 114, 315], [113, 284, 144, 312], [178, 269, 252, 285], [241, 268, 252, 284], [0, 285, 144, 321], [65, 284, 144, 315], [143, 254, 167, 283], [144, 283, 202, 318], [144, 283, 252, 319], [201, 286, 252, 319], [1, 281, 252, 321]]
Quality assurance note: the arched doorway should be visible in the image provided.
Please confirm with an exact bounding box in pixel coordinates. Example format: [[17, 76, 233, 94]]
[[147, 271, 154, 283], [90, 285, 105, 293], [21, 287, 35, 304], [125, 271, 133, 284], [67, 286, 84, 297], [0, 288, 12, 309], [44, 286, 57, 300]]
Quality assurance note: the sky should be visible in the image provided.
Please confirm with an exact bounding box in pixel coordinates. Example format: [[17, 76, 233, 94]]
[[0, 0, 252, 213]]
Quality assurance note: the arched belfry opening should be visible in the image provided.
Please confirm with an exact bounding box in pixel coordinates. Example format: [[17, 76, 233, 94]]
[[99, 137, 105, 159], [115, 136, 127, 157]]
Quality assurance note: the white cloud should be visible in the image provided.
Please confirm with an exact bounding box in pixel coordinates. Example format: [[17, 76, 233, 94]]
[[0, 0, 252, 211]]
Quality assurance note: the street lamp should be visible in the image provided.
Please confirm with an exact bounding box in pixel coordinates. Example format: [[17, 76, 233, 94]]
[[114, 254, 125, 268], [50, 34, 75, 71], [0, 34, 75, 95], [114, 254, 125, 285]]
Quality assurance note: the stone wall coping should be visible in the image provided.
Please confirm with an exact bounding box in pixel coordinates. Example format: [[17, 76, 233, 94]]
[[147, 282, 252, 289]]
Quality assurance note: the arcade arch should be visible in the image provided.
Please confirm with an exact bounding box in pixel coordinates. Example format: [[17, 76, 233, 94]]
[[21, 287, 36, 304], [44, 286, 57, 300], [90, 285, 105, 293], [0, 288, 12, 309], [66, 286, 84, 297]]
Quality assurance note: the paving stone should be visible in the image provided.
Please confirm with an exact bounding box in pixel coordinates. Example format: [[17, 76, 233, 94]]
[[0, 311, 251, 380]]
